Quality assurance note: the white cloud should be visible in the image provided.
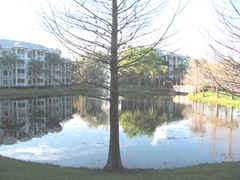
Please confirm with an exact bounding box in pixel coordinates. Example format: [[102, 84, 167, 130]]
[[151, 125, 167, 147], [0, 143, 68, 161]]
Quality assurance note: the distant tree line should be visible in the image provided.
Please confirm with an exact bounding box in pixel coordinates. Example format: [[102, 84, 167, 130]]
[[183, 57, 240, 100], [71, 46, 189, 91], [183, 0, 240, 100]]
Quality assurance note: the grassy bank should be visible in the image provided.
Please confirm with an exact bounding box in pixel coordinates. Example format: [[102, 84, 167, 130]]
[[0, 156, 239, 180], [0, 84, 174, 100], [0, 84, 95, 100], [188, 91, 240, 107]]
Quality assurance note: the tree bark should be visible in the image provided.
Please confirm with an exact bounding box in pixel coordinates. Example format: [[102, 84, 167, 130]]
[[215, 86, 219, 98], [202, 87, 205, 97], [104, 0, 124, 172]]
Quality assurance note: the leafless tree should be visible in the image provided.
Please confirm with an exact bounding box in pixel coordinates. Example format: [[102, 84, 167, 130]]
[[207, 0, 240, 98], [40, 0, 187, 172], [183, 58, 210, 97]]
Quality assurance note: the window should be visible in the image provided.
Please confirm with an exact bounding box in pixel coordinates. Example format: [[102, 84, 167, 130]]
[[17, 79, 25, 83], [28, 80, 32, 84], [17, 61, 24, 67], [37, 51, 43, 56], [37, 51, 44, 59], [18, 102, 26, 108], [3, 80, 8, 85], [3, 101, 9, 107], [17, 49, 25, 55], [4, 111, 9, 116], [2, 62, 8, 67], [17, 69, 25, 74], [3, 70, 8, 76], [3, 50, 11, 55]]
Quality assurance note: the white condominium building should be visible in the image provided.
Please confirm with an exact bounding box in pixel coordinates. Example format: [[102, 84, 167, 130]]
[[0, 39, 72, 87], [156, 49, 189, 85]]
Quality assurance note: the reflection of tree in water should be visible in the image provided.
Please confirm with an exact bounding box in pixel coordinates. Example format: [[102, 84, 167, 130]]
[[205, 104, 239, 162], [182, 101, 206, 135], [73, 96, 109, 128], [120, 95, 185, 138], [120, 109, 167, 138], [207, 104, 239, 128], [2, 121, 26, 139], [184, 101, 240, 162]]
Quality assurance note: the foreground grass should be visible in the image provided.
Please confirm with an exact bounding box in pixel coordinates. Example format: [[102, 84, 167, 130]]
[[188, 91, 240, 107], [0, 156, 240, 180]]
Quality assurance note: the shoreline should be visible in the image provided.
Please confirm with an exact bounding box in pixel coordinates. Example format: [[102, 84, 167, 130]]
[[1, 85, 239, 108], [0, 85, 178, 100], [0, 155, 239, 179], [187, 91, 240, 108]]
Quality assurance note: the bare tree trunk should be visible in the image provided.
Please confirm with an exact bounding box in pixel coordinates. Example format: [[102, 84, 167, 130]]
[[202, 86, 205, 97], [40, 0, 187, 172], [104, 0, 123, 172], [216, 86, 219, 98]]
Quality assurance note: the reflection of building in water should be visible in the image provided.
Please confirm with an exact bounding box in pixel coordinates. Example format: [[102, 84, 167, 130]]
[[0, 96, 72, 145]]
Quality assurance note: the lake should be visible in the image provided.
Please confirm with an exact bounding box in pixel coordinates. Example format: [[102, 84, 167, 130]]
[[0, 95, 239, 169]]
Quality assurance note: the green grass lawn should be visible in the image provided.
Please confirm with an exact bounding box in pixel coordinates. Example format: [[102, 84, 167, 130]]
[[0, 84, 95, 100], [188, 91, 240, 107], [0, 84, 173, 100], [0, 156, 240, 180]]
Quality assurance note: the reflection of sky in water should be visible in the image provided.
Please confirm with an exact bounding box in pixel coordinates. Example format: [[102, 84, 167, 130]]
[[1, 113, 240, 169]]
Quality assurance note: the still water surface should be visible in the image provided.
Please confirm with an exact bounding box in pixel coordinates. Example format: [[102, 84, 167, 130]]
[[0, 95, 239, 169]]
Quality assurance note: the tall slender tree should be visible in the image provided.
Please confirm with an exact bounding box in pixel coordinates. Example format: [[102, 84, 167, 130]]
[[0, 52, 20, 88], [45, 53, 63, 87], [28, 59, 44, 88], [41, 0, 187, 172]]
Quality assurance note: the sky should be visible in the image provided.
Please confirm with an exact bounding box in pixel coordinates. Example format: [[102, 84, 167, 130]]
[[0, 0, 214, 58]]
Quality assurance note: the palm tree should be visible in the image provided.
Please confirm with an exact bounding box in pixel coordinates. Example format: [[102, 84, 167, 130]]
[[45, 53, 63, 87], [173, 64, 186, 85], [0, 52, 20, 88], [28, 59, 44, 88], [160, 65, 169, 87]]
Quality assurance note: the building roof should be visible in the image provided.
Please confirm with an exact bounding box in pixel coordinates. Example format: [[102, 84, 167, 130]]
[[156, 49, 189, 59], [0, 39, 60, 53]]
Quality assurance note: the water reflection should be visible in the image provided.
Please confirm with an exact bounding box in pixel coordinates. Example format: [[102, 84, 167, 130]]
[[120, 95, 187, 138], [0, 95, 239, 169], [0, 96, 72, 145], [186, 101, 240, 162], [73, 96, 109, 128]]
